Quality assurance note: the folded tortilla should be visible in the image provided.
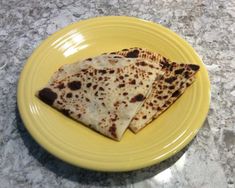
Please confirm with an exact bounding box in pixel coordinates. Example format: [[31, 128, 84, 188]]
[[36, 55, 163, 140], [106, 48, 200, 132]]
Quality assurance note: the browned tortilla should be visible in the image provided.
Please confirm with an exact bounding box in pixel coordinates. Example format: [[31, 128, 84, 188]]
[[36, 54, 163, 140], [106, 48, 200, 132]]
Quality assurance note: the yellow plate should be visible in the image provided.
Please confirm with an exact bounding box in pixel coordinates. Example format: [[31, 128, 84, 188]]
[[17, 16, 210, 172]]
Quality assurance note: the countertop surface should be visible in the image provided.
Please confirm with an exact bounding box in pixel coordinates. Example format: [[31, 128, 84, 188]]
[[0, 0, 234, 187]]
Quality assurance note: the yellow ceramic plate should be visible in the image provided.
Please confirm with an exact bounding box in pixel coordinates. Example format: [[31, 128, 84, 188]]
[[17, 16, 210, 172]]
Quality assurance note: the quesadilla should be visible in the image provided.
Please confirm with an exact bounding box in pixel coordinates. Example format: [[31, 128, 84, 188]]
[[36, 55, 163, 140], [106, 48, 200, 132]]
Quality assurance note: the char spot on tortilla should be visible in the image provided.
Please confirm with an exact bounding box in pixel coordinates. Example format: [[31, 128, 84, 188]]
[[129, 80, 136, 85], [140, 61, 148, 66], [38, 88, 57, 105], [172, 90, 181, 97], [66, 93, 72, 98], [123, 92, 128, 96], [142, 115, 147, 119], [165, 77, 177, 84], [118, 84, 125, 88], [68, 81, 81, 90], [163, 95, 168, 99], [175, 68, 185, 74], [55, 83, 65, 90], [130, 94, 145, 103], [61, 109, 70, 116], [57, 101, 63, 105], [109, 124, 117, 138], [86, 58, 92, 61], [188, 64, 200, 71], [98, 70, 107, 74], [93, 85, 98, 89], [126, 50, 139, 58], [184, 71, 190, 79], [99, 87, 104, 91], [169, 85, 175, 90], [86, 83, 92, 88]]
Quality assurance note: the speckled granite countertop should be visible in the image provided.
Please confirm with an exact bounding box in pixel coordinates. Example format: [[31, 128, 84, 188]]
[[0, 0, 234, 187]]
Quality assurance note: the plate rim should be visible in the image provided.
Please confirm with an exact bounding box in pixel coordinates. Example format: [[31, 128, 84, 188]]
[[17, 16, 211, 172]]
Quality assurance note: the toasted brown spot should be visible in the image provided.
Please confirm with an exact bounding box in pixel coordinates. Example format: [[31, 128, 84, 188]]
[[61, 109, 70, 116], [169, 85, 175, 90], [125, 74, 129, 77], [55, 83, 65, 90], [109, 70, 115, 74], [130, 94, 145, 103], [86, 83, 92, 88], [123, 92, 128, 96], [157, 96, 162, 100], [163, 95, 168, 99], [184, 71, 190, 79], [126, 50, 139, 58], [98, 70, 107, 74], [186, 82, 191, 87], [109, 124, 117, 138], [175, 68, 185, 74], [77, 114, 81, 118], [95, 91, 98, 96], [122, 48, 128, 51], [66, 93, 72, 98], [165, 77, 177, 84], [68, 81, 81, 90], [86, 98, 90, 102], [86, 58, 92, 61], [129, 80, 136, 85], [38, 88, 57, 105], [142, 115, 147, 119], [188, 64, 200, 71], [139, 61, 147, 66], [118, 83, 125, 88], [98, 77, 103, 81], [93, 85, 98, 90], [157, 107, 162, 111], [172, 90, 181, 97], [148, 72, 153, 75], [57, 101, 63, 105], [102, 102, 105, 107], [99, 87, 104, 91], [119, 76, 124, 79]]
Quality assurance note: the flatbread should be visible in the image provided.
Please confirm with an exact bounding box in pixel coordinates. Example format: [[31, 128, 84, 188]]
[[106, 48, 200, 132], [36, 55, 163, 140]]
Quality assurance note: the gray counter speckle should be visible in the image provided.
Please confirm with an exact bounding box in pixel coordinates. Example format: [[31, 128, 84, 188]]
[[0, 0, 234, 187]]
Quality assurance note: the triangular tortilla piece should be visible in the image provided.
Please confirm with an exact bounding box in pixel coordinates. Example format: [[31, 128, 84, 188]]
[[129, 63, 199, 133], [106, 48, 200, 133], [36, 55, 163, 140]]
